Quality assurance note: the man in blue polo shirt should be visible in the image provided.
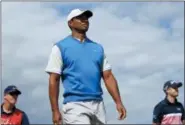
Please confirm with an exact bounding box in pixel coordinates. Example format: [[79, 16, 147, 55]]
[[45, 9, 127, 124], [153, 80, 185, 125]]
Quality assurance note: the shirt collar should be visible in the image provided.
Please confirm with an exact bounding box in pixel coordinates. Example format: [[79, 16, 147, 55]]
[[164, 97, 178, 104], [1, 103, 16, 115], [75, 37, 85, 42], [70, 35, 88, 43]]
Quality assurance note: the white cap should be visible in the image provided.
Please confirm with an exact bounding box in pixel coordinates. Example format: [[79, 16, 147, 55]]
[[67, 9, 93, 22]]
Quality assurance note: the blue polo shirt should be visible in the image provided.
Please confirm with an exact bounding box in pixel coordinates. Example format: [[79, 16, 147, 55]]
[[56, 35, 104, 104]]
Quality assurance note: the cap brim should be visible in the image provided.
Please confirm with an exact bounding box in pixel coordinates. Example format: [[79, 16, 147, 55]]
[[9, 89, 21, 95], [80, 10, 93, 18], [171, 82, 183, 88]]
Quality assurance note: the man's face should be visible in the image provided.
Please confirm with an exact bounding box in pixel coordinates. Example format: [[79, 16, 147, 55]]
[[69, 14, 89, 33], [166, 87, 179, 97], [4, 93, 19, 105]]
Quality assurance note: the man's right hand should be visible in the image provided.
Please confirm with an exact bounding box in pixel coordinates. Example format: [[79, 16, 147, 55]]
[[52, 110, 62, 125], [116, 103, 127, 120], [49, 73, 61, 124]]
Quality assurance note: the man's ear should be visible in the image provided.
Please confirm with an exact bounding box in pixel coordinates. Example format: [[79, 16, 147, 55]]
[[68, 20, 73, 28], [166, 88, 170, 94], [4, 94, 7, 100]]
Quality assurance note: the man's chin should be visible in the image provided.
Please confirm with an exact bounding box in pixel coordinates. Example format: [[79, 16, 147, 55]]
[[79, 29, 88, 33], [173, 95, 178, 98]]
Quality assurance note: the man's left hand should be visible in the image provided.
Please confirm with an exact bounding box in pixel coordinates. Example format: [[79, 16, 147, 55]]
[[116, 103, 127, 120]]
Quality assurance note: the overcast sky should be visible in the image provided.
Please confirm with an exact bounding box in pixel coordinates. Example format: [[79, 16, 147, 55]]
[[1, 2, 184, 124]]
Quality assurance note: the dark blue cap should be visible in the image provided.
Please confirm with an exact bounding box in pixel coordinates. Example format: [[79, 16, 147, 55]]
[[163, 80, 183, 92], [4, 85, 21, 95]]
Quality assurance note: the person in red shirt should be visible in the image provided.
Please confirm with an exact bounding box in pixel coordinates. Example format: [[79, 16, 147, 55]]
[[1, 85, 30, 125]]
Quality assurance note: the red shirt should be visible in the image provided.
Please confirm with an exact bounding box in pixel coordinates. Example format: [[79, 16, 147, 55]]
[[1, 104, 28, 125]]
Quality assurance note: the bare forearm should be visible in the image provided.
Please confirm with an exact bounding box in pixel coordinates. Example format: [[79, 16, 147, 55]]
[[104, 74, 122, 105], [183, 120, 185, 125], [49, 74, 60, 112]]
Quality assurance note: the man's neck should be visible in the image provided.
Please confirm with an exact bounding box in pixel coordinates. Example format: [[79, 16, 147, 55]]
[[166, 95, 176, 103], [2, 103, 14, 113], [72, 32, 86, 42]]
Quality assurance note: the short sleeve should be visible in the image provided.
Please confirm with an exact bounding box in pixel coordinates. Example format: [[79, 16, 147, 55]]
[[153, 104, 163, 123], [45, 45, 63, 75], [180, 103, 185, 121], [21, 112, 30, 125], [102, 54, 111, 71]]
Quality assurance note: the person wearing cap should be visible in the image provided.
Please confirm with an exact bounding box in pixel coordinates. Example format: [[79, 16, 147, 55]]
[[45, 8, 126, 124], [152, 80, 185, 125], [1, 85, 30, 125]]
